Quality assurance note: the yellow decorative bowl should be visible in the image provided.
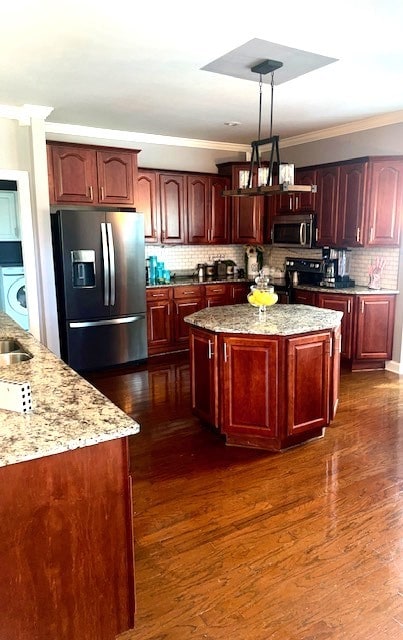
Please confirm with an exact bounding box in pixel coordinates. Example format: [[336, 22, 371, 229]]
[[247, 286, 278, 308]]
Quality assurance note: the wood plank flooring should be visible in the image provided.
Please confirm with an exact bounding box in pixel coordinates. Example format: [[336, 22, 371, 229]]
[[87, 354, 403, 640]]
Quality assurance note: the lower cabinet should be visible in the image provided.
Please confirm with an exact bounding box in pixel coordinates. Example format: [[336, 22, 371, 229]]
[[189, 326, 337, 451], [317, 292, 354, 359], [0, 438, 135, 640], [189, 328, 218, 427], [354, 295, 396, 367], [173, 285, 204, 346], [227, 282, 250, 304], [296, 288, 396, 369]]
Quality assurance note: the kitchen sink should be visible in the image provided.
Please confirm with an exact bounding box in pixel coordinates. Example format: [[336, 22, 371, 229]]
[[0, 339, 32, 365], [0, 352, 32, 365], [0, 339, 21, 353]]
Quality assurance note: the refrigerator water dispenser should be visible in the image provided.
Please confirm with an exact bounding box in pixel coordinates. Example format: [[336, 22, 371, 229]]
[[71, 250, 96, 288]]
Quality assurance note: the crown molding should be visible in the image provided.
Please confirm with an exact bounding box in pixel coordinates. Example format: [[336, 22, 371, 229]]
[[280, 110, 403, 148], [0, 104, 53, 125], [45, 122, 250, 153]]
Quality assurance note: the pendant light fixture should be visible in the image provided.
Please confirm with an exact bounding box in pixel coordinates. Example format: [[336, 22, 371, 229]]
[[223, 59, 317, 198]]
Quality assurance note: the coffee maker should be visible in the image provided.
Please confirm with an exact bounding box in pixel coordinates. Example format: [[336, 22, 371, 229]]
[[321, 248, 355, 288]]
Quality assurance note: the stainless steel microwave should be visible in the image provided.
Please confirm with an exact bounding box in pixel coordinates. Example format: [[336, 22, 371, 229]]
[[271, 213, 316, 248]]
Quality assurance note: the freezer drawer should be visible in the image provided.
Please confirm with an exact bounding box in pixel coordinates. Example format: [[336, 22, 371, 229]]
[[64, 314, 147, 371]]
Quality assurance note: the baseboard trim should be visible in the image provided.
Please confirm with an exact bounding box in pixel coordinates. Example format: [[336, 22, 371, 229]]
[[385, 360, 403, 375]]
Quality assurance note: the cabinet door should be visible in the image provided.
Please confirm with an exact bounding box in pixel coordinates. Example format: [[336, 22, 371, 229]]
[[137, 171, 159, 243], [146, 296, 173, 353], [366, 160, 403, 246], [228, 283, 249, 305], [159, 174, 187, 244], [355, 295, 395, 360], [187, 175, 209, 244], [295, 168, 317, 211], [287, 332, 330, 435], [174, 298, 203, 345], [50, 145, 97, 204], [96, 150, 135, 205], [210, 176, 230, 244], [293, 290, 316, 305], [189, 328, 218, 426], [222, 335, 279, 438], [205, 284, 228, 308], [317, 293, 354, 359], [337, 162, 367, 247], [315, 166, 339, 246], [0, 191, 19, 240], [232, 197, 264, 244]]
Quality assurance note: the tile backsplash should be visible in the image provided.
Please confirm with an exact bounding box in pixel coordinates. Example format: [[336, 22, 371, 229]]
[[145, 244, 400, 289]]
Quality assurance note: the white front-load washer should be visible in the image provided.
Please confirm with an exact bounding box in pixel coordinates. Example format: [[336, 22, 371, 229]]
[[0, 266, 29, 330]]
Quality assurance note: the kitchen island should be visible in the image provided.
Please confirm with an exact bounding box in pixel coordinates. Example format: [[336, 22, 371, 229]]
[[0, 313, 139, 640], [185, 304, 343, 451]]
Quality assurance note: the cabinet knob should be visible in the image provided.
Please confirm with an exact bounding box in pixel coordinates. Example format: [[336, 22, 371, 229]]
[[88, 185, 93, 200], [356, 227, 361, 243]]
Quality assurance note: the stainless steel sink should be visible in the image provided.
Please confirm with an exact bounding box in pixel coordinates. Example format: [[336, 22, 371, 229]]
[[0, 352, 32, 365], [0, 339, 21, 353], [0, 339, 32, 365]]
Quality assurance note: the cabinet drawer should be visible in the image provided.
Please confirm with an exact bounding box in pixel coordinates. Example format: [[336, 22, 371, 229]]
[[205, 283, 227, 296], [173, 285, 202, 299], [146, 287, 171, 301]]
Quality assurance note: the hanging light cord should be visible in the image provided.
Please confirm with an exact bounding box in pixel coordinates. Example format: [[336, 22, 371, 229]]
[[270, 71, 274, 138]]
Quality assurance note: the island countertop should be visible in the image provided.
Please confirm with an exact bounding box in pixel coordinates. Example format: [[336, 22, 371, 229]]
[[0, 313, 140, 468], [184, 303, 343, 336]]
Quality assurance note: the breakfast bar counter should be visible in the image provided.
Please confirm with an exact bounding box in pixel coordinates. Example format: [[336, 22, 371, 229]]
[[185, 303, 343, 452], [0, 313, 139, 640]]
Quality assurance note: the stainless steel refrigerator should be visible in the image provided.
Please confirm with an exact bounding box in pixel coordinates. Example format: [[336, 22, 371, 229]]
[[51, 208, 147, 371]]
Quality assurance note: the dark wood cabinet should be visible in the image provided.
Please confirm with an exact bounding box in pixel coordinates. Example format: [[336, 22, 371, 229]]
[[189, 328, 218, 427], [204, 283, 228, 308], [297, 288, 396, 369], [159, 173, 187, 244], [47, 142, 138, 206], [286, 332, 331, 435], [315, 165, 339, 246], [216, 162, 264, 244], [173, 285, 204, 345], [0, 438, 135, 640], [188, 324, 340, 451], [366, 160, 403, 246], [146, 287, 173, 355], [337, 161, 367, 247], [222, 335, 280, 439], [136, 170, 159, 243], [317, 292, 354, 359], [276, 168, 317, 213], [355, 295, 396, 365], [293, 290, 316, 305], [187, 175, 230, 244], [227, 282, 250, 304]]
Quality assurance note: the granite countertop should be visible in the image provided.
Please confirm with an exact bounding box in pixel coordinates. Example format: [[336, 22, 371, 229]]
[[0, 313, 140, 468], [295, 284, 399, 295], [184, 303, 343, 336], [146, 276, 252, 288]]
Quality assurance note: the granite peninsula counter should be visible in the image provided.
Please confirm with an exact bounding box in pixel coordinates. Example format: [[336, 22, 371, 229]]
[[185, 303, 342, 452], [0, 312, 138, 640]]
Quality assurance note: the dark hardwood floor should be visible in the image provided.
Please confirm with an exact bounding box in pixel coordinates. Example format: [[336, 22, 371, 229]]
[[87, 353, 403, 640]]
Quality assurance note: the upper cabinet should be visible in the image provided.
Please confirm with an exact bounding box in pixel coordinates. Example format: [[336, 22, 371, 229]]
[[159, 173, 187, 244], [365, 159, 403, 246], [0, 191, 20, 240], [187, 175, 230, 244], [304, 156, 403, 248], [47, 142, 139, 206], [216, 162, 264, 244], [336, 161, 367, 247], [276, 168, 317, 214]]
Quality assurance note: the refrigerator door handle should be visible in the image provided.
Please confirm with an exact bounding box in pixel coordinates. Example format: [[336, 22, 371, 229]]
[[100, 222, 110, 306], [106, 222, 116, 306], [69, 315, 145, 329]]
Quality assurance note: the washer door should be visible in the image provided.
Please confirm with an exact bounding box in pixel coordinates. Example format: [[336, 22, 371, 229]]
[[8, 277, 28, 316]]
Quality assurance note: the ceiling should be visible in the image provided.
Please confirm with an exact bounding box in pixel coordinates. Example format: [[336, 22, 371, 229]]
[[2, 0, 403, 146]]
